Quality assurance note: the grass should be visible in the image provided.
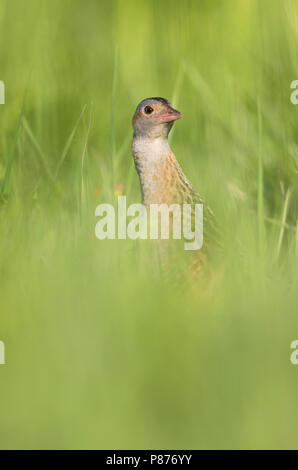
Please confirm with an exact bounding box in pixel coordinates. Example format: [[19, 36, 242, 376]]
[[0, 0, 297, 449]]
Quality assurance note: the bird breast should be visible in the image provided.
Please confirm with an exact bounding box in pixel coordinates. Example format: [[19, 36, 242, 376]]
[[132, 137, 189, 205]]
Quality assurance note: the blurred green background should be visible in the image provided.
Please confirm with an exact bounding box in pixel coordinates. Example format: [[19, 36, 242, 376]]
[[0, 0, 297, 449]]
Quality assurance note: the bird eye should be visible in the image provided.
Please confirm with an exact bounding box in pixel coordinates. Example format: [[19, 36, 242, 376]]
[[144, 105, 154, 115]]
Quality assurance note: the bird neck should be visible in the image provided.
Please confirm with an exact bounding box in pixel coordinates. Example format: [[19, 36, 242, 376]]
[[132, 135, 184, 205], [132, 136, 171, 165]]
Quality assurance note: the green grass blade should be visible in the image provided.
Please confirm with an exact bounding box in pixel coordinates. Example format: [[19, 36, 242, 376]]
[[22, 117, 55, 183], [55, 104, 87, 179], [169, 64, 184, 143], [110, 46, 118, 193], [0, 87, 27, 197], [80, 103, 93, 210], [257, 98, 265, 251], [276, 188, 291, 257]]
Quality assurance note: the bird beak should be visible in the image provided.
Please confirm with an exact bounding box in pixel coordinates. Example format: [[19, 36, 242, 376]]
[[158, 106, 182, 123]]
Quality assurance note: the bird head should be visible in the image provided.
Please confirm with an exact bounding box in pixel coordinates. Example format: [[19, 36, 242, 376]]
[[132, 97, 182, 139]]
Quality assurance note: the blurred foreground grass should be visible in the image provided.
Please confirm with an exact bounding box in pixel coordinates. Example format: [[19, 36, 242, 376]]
[[0, 0, 297, 449]]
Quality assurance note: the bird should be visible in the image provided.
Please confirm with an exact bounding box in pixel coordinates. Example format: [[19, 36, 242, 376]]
[[131, 97, 217, 251]]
